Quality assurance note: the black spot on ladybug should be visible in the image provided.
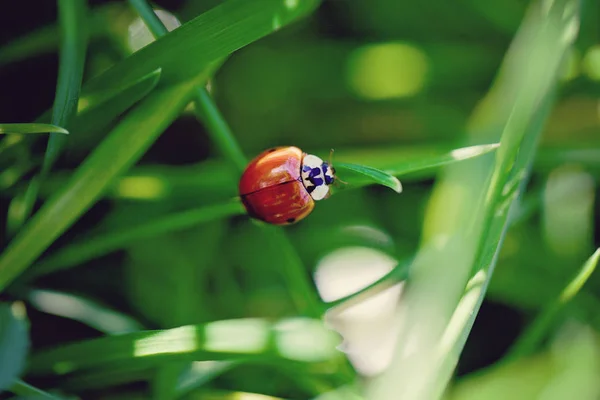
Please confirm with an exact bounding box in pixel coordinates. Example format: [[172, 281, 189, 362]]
[[287, 218, 296, 223]]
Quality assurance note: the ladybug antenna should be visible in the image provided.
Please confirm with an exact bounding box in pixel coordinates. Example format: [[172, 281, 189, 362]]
[[328, 148, 348, 186]]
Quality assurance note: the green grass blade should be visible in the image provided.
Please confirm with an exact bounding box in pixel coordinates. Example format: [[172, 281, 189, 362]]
[[128, 0, 248, 173], [365, 1, 581, 399], [28, 318, 341, 375], [70, 68, 162, 136], [0, 302, 29, 392], [193, 87, 248, 173], [332, 143, 499, 192], [128, 0, 169, 37], [334, 163, 402, 193], [0, 124, 68, 135], [0, 73, 209, 293], [83, 0, 321, 95], [9, 379, 64, 399], [42, 0, 89, 175], [25, 200, 244, 280], [504, 248, 600, 361]]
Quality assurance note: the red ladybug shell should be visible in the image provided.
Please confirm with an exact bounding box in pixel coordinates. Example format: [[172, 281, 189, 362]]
[[239, 146, 314, 225]]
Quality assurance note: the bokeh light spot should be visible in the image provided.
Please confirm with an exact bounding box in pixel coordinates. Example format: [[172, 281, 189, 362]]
[[346, 42, 429, 100], [115, 176, 167, 200], [582, 45, 600, 81]]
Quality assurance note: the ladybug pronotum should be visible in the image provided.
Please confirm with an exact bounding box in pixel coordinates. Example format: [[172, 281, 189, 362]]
[[238, 146, 335, 225]]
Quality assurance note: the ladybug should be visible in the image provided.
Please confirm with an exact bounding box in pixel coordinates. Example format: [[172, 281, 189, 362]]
[[239, 146, 336, 225]]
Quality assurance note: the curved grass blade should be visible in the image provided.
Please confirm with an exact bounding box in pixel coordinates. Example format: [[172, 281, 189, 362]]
[[9, 379, 63, 400], [504, 247, 600, 362], [25, 200, 244, 280], [0, 124, 68, 135], [333, 143, 499, 193], [334, 163, 402, 193], [42, 0, 89, 175], [83, 0, 321, 94], [28, 318, 341, 375], [364, 1, 581, 399], [0, 73, 209, 293], [3, 70, 161, 238]]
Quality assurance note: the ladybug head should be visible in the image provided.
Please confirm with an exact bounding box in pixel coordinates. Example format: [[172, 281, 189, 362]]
[[301, 154, 336, 201]]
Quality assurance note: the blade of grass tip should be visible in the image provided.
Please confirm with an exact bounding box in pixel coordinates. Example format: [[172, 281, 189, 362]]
[[365, 1, 581, 399], [0, 74, 208, 293], [334, 162, 402, 193], [9, 0, 89, 236], [129, 0, 322, 318], [503, 248, 600, 362], [331, 143, 499, 193], [0, 123, 69, 135], [9, 379, 63, 400], [42, 0, 89, 175], [24, 200, 245, 281]]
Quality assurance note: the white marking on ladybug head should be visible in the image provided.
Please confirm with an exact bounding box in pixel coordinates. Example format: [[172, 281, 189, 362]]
[[301, 154, 335, 201]]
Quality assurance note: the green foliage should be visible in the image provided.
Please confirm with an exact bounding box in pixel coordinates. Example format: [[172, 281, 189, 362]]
[[1, 0, 599, 398]]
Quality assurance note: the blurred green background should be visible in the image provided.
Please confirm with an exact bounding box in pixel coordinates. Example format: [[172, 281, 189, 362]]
[[0, 0, 600, 399]]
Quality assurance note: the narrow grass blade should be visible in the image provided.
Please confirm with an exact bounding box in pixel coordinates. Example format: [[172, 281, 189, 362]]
[[42, 0, 89, 175], [0, 302, 29, 392], [333, 143, 499, 192], [25, 200, 244, 279], [365, 1, 581, 399], [0, 73, 209, 293], [193, 87, 248, 173], [0, 124, 68, 135], [504, 248, 600, 361], [83, 0, 321, 95], [28, 318, 341, 375], [9, 379, 63, 400], [334, 163, 402, 193], [128, 0, 248, 173]]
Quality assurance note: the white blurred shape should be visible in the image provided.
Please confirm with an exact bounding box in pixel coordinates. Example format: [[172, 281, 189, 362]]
[[314, 246, 403, 377], [127, 9, 181, 53], [29, 289, 142, 333]]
